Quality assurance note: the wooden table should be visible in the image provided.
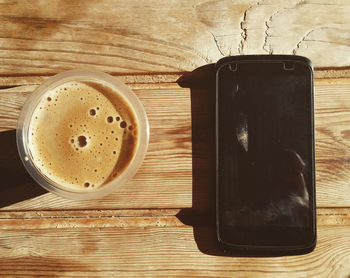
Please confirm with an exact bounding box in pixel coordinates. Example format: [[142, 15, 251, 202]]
[[1, 1, 350, 277]]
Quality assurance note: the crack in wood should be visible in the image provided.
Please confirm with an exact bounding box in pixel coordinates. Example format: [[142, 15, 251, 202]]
[[292, 27, 339, 55], [209, 31, 225, 56], [263, 9, 283, 54], [239, 1, 274, 55], [238, 5, 251, 54], [293, 29, 316, 55], [263, 20, 271, 54], [0, 85, 21, 90], [305, 40, 350, 47]]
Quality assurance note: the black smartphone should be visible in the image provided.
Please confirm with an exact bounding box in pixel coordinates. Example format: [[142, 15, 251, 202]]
[[215, 55, 316, 255]]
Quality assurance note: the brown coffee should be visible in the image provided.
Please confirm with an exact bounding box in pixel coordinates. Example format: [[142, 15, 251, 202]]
[[28, 81, 138, 191]]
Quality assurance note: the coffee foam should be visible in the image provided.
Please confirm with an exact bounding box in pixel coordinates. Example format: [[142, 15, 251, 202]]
[[28, 81, 138, 191]]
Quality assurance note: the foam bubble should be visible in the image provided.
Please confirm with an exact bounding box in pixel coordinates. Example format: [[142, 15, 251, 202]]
[[107, 116, 113, 123], [89, 108, 96, 116], [120, 121, 127, 128]]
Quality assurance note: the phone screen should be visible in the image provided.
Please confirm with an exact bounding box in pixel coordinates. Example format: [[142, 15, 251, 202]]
[[216, 59, 315, 250]]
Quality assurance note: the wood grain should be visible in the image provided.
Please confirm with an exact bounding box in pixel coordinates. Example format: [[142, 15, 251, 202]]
[[2, 78, 350, 209], [314, 78, 350, 207], [0, 0, 350, 76], [0, 208, 348, 228], [1, 1, 350, 276], [0, 212, 350, 277]]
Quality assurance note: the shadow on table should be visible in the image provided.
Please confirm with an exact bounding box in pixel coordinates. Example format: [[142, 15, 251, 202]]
[[0, 130, 46, 208], [176, 65, 276, 257], [175, 64, 229, 256]]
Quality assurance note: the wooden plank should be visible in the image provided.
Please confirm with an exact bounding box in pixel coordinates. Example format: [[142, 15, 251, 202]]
[[0, 0, 350, 76], [0, 213, 350, 277], [2, 78, 350, 209], [314, 78, 350, 207]]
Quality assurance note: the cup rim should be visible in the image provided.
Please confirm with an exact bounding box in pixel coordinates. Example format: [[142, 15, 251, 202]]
[[16, 69, 149, 200]]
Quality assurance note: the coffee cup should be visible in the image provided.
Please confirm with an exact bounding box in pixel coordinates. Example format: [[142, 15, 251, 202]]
[[16, 69, 149, 200]]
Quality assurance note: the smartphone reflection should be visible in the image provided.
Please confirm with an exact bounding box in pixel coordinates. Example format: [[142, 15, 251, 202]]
[[224, 149, 310, 228]]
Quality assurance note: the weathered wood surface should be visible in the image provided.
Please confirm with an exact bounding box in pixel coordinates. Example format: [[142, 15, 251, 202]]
[[1, 0, 350, 76], [1, 0, 350, 276], [1, 78, 350, 209], [0, 208, 350, 277]]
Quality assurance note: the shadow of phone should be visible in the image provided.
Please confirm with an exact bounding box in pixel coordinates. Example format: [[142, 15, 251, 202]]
[[176, 60, 316, 257], [0, 130, 47, 208], [176, 65, 276, 256], [176, 64, 229, 256]]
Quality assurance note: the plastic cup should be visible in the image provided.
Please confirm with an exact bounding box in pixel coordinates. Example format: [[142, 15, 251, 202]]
[[16, 69, 149, 200]]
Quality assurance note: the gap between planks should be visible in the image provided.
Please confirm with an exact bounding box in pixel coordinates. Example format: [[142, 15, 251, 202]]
[[0, 208, 349, 229], [1, 68, 350, 88]]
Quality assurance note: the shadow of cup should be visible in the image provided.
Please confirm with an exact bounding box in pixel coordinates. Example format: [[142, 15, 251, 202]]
[[0, 130, 46, 208]]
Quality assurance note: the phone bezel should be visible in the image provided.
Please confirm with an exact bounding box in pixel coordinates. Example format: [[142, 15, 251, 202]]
[[215, 55, 316, 254]]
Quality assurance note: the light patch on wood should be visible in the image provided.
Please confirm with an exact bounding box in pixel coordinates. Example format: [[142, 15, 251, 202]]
[[0, 224, 350, 277], [0, 0, 349, 75]]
